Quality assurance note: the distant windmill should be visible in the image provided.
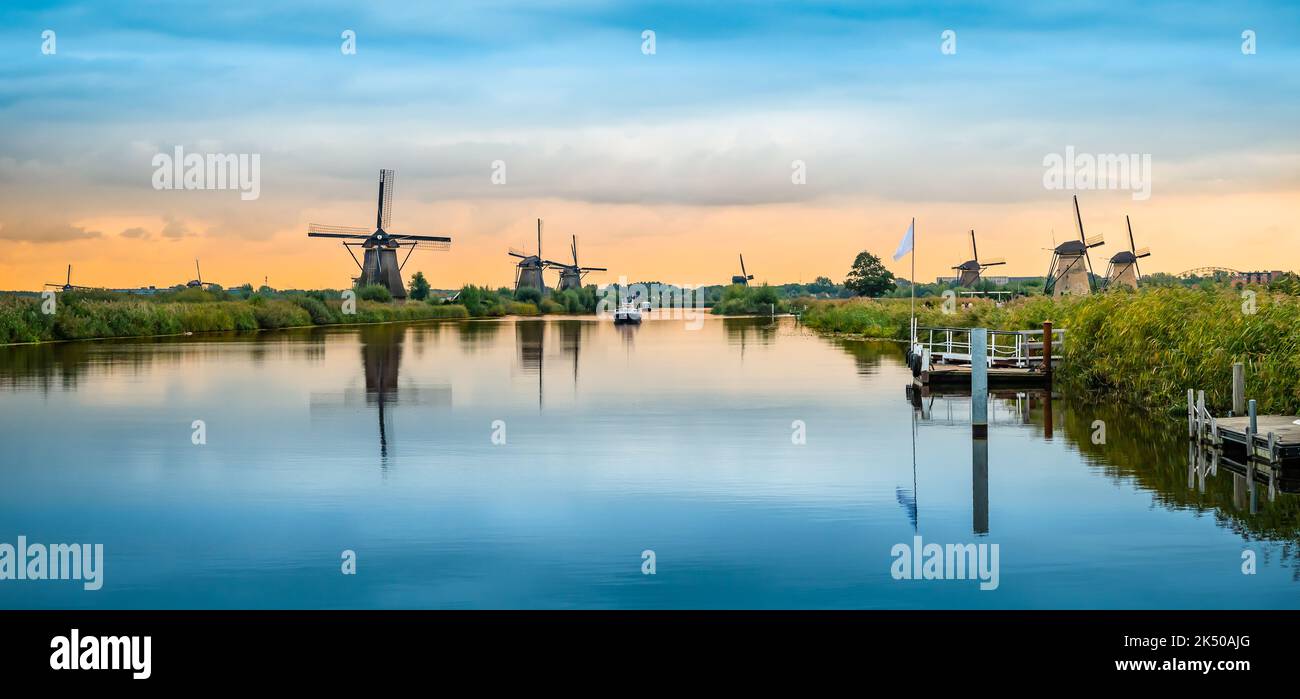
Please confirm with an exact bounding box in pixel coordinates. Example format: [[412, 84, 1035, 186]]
[[731, 254, 754, 286], [45, 264, 92, 292], [556, 234, 607, 292], [307, 169, 452, 299], [186, 259, 207, 288], [952, 230, 1006, 287], [1044, 195, 1104, 296], [1104, 216, 1151, 289], [509, 219, 563, 294]]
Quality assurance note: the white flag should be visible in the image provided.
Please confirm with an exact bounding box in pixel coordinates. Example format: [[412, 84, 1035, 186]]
[[892, 219, 914, 262]]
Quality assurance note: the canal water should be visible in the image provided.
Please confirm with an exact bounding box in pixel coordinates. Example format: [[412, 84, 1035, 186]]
[[1, 316, 1296, 608]]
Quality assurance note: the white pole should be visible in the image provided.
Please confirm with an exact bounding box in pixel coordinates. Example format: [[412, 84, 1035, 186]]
[[910, 217, 916, 345]]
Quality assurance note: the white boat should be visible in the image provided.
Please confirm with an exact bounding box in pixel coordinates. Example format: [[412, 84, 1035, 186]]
[[613, 300, 642, 324]]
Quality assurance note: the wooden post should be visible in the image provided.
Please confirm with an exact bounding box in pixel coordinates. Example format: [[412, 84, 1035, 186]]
[[971, 327, 988, 439], [1248, 399, 1258, 458], [1187, 388, 1195, 438], [1232, 362, 1245, 416], [1198, 390, 1207, 440], [1042, 321, 1053, 380]]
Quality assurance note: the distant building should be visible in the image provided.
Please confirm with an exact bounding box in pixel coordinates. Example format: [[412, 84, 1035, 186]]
[[1231, 270, 1284, 286]]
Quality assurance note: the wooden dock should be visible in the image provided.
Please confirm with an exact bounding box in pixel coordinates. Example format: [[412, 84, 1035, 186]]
[[918, 364, 1051, 388], [907, 324, 1060, 388], [1188, 388, 1300, 466], [1214, 415, 1300, 461]]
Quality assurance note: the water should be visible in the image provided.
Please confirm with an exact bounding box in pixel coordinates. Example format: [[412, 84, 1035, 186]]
[[1, 316, 1296, 609]]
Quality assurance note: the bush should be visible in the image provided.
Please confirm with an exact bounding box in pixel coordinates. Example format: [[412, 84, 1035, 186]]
[[504, 301, 539, 316], [514, 286, 543, 304], [356, 284, 392, 303], [252, 300, 313, 329]]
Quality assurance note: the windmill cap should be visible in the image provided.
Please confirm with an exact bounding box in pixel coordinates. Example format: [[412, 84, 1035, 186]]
[[1055, 240, 1087, 254], [956, 260, 980, 271], [1109, 251, 1137, 263]]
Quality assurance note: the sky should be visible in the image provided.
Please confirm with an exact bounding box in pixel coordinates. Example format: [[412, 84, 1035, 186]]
[[0, 1, 1297, 291]]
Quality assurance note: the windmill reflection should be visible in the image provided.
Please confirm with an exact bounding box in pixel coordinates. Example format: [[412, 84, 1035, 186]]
[[515, 319, 587, 409], [361, 324, 403, 460], [309, 324, 450, 471]]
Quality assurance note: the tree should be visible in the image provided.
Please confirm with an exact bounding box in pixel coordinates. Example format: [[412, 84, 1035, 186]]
[[408, 271, 431, 301], [844, 251, 896, 297]]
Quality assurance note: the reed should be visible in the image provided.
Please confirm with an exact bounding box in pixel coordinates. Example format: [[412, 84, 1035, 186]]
[[802, 287, 1300, 414]]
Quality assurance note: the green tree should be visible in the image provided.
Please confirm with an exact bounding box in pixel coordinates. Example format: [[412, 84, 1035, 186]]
[[408, 271, 431, 301], [844, 251, 896, 297]]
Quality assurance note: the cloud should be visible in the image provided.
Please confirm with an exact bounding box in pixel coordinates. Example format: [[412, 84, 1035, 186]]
[[160, 216, 190, 240], [119, 226, 150, 239], [0, 220, 102, 243]]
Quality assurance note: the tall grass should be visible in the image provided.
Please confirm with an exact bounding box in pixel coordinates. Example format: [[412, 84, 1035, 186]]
[[803, 288, 1300, 414], [0, 292, 469, 345]]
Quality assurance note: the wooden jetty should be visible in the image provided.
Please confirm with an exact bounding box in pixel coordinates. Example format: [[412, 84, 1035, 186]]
[[906, 323, 1063, 387], [1188, 386, 1300, 467]]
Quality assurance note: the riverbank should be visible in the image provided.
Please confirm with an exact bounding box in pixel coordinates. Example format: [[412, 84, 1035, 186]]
[[801, 287, 1300, 415], [0, 292, 473, 346]]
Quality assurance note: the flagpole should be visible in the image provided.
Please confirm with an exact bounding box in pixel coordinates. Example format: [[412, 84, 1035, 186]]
[[910, 217, 916, 346]]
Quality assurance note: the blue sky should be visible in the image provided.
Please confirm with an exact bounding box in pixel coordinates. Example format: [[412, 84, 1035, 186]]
[[0, 1, 1297, 287]]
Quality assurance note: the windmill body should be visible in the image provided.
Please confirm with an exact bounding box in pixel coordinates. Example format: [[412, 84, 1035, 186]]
[[510, 219, 586, 294], [307, 169, 451, 299], [1104, 215, 1150, 289], [731, 254, 754, 286], [1045, 196, 1103, 296], [953, 230, 1005, 287], [555, 234, 606, 292]]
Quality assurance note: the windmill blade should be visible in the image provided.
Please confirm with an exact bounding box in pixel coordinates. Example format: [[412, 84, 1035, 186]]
[[508, 248, 529, 259], [1134, 247, 1151, 258], [309, 223, 372, 238], [970, 230, 978, 262], [571, 235, 578, 267], [579, 266, 608, 272], [66, 264, 72, 286], [537, 219, 543, 258], [740, 254, 747, 278], [1126, 215, 1136, 253], [1084, 233, 1105, 248], [1073, 195, 1086, 242], [378, 169, 396, 230], [388, 233, 451, 243], [390, 234, 450, 251], [981, 257, 1007, 266]]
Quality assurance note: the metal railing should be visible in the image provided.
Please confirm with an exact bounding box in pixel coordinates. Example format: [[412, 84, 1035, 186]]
[[913, 326, 1065, 369]]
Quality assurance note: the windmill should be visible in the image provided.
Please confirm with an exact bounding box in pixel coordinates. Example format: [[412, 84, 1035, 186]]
[[952, 230, 1006, 287], [185, 260, 208, 288], [1044, 195, 1104, 296], [1104, 216, 1151, 289], [45, 264, 93, 292], [307, 169, 451, 299], [556, 234, 607, 292], [731, 254, 754, 286], [509, 219, 563, 294]]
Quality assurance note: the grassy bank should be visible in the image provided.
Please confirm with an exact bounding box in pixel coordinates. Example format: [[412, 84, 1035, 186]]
[[0, 291, 469, 345], [802, 287, 1300, 414]]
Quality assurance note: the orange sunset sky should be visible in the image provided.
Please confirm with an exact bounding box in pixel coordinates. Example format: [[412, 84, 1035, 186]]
[[2, 3, 1297, 291]]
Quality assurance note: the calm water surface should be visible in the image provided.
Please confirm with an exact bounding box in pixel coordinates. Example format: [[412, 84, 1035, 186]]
[[1, 316, 1297, 608]]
